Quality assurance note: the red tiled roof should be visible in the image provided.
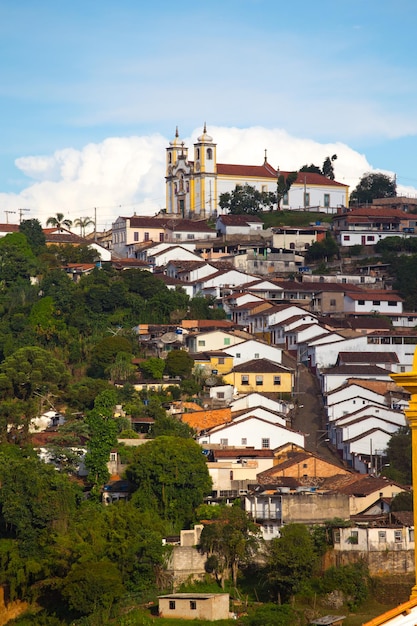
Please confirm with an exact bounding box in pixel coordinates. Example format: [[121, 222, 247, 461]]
[[0, 224, 19, 233], [218, 214, 263, 225], [217, 163, 347, 187], [338, 351, 399, 364]]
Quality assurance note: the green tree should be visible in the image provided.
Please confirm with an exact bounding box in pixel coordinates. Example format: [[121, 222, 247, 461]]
[[350, 172, 397, 205], [199, 505, 261, 587], [305, 231, 339, 262], [391, 490, 413, 511], [62, 560, 124, 619], [300, 163, 322, 174], [84, 408, 118, 491], [19, 219, 46, 255], [0, 232, 38, 288], [0, 346, 69, 401], [383, 426, 411, 484], [265, 523, 318, 603], [140, 357, 165, 380], [46, 212, 73, 230], [219, 184, 274, 215], [243, 603, 298, 626], [164, 349, 193, 379], [322, 154, 337, 180], [74, 216, 95, 237], [276, 171, 298, 209], [126, 436, 212, 531]]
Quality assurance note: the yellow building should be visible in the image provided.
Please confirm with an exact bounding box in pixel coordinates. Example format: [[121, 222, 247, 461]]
[[165, 125, 349, 219], [223, 358, 293, 394]]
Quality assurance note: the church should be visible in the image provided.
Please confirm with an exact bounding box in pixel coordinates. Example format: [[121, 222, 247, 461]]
[[165, 125, 349, 219]]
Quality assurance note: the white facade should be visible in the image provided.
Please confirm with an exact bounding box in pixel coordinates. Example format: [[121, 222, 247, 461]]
[[165, 261, 217, 282], [344, 294, 403, 315], [230, 393, 291, 415], [321, 368, 392, 394], [231, 407, 287, 427], [198, 416, 305, 450], [224, 339, 282, 366], [333, 526, 414, 553], [187, 330, 246, 353], [339, 229, 413, 247], [149, 246, 202, 267]]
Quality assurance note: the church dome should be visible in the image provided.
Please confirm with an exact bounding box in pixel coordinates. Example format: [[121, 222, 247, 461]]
[[197, 123, 213, 143], [170, 126, 183, 146]]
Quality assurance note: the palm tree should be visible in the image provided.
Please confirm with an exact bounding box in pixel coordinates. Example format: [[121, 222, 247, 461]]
[[46, 212, 73, 230], [74, 216, 95, 237]]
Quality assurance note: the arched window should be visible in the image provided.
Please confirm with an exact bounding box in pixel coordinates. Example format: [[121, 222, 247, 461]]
[[168, 153, 172, 163], [207, 148, 213, 160], [196, 148, 200, 160]]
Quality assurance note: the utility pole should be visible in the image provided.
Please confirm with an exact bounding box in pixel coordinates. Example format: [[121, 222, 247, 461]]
[[94, 207, 97, 242], [5, 210, 16, 224], [18, 208, 30, 223]]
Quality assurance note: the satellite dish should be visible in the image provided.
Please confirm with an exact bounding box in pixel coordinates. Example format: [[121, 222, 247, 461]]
[[160, 332, 178, 344], [205, 377, 217, 387]]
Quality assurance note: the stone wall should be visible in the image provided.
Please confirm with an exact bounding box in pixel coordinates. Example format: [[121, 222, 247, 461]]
[[325, 549, 414, 576]]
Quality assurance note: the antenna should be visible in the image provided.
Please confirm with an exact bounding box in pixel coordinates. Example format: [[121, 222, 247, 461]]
[[5, 210, 16, 224], [18, 208, 30, 223]]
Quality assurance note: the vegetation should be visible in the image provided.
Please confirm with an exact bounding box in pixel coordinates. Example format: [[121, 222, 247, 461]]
[[350, 172, 397, 205], [300, 154, 337, 180], [219, 184, 276, 214]]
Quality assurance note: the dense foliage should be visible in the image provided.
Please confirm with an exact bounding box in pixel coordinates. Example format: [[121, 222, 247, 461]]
[[350, 172, 397, 205]]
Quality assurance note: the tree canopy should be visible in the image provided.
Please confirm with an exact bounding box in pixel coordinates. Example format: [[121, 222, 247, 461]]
[[350, 172, 397, 205], [219, 184, 275, 214], [126, 436, 212, 532]]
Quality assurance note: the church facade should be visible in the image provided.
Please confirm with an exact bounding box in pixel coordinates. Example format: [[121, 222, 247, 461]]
[[165, 126, 349, 219]]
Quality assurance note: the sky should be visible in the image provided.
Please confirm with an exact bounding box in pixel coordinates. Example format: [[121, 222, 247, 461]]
[[1, 0, 417, 231]]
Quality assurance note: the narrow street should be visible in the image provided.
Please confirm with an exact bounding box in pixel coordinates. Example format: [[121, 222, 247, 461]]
[[291, 363, 346, 468]]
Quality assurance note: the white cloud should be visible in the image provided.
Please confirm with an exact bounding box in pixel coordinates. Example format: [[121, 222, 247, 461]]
[[0, 126, 413, 230]]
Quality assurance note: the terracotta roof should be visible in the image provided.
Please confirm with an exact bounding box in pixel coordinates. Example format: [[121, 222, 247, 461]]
[[334, 207, 410, 220], [218, 214, 263, 226], [347, 317, 392, 330], [231, 358, 292, 373], [216, 163, 347, 188], [211, 448, 275, 459], [338, 351, 399, 364], [345, 291, 403, 302], [112, 258, 152, 269], [0, 224, 19, 233], [128, 216, 168, 229], [322, 364, 392, 376], [333, 475, 407, 496], [45, 232, 86, 244], [164, 219, 214, 232]]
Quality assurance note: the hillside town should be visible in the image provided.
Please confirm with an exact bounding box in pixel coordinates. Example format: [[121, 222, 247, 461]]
[[1, 129, 417, 625]]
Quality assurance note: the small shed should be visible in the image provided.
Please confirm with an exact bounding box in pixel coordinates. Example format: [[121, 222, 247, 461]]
[[158, 593, 230, 621], [310, 616, 346, 626]]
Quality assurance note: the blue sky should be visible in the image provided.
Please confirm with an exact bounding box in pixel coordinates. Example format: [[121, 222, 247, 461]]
[[1, 0, 417, 227]]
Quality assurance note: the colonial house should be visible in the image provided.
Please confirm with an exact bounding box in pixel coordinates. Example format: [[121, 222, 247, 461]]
[[198, 415, 305, 450], [186, 329, 249, 353], [271, 225, 327, 252], [344, 290, 404, 316], [319, 364, 393, 394], [229, 392, 291, 416], [333, 207, 416, 247], [223, 339, 283, 366], [223, 358, 293, 394], [215, 214, 263, 236]]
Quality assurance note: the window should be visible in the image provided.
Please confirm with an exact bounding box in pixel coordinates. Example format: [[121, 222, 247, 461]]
[[207, 148, 213, 160], [349, 531, 359, 544], [273, 376, 281, 386], [367, 235, 375, 242], [187, 234, 195, 239], [144, 232, 150, 241], [324, 193, 330, 208], [224, 338, 231, 346], [254, 353, 259, 358], [241, 375, 249, 385], [343, 235, 350, 241], [134, 231, 139, 242], [255, 375, 263, 386], [282, 192, 289, 206], [241, 438, 247, 445], [217, 392, 224, 399], [235, 352, 241, 358], [220, 438, 228, 446], [190, 601, 197, 611], [303, 463, 308, 468], [175, 233, 181, 239], [159, 232, 165, 242], [358, 299, 365, 305], [394, 530, 402, 543], [372, 300, 381, 306], [330, 299, 336, 306], [333, 530, 341, 543], [378, 531, 387, 543], [304, 192, 310, 207], [409, 529, 414, 542], [196, 148, 200, 160], [169, 601, 176, 610], [198, 340, 206, 347], [110, 452, 117, 462], [388, 301, 397, 307], [262, 438, 270, 449], [218, 357, 225, 364]]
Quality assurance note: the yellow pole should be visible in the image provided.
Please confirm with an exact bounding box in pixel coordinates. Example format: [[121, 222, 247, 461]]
[[391, 348, 417, 598]]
